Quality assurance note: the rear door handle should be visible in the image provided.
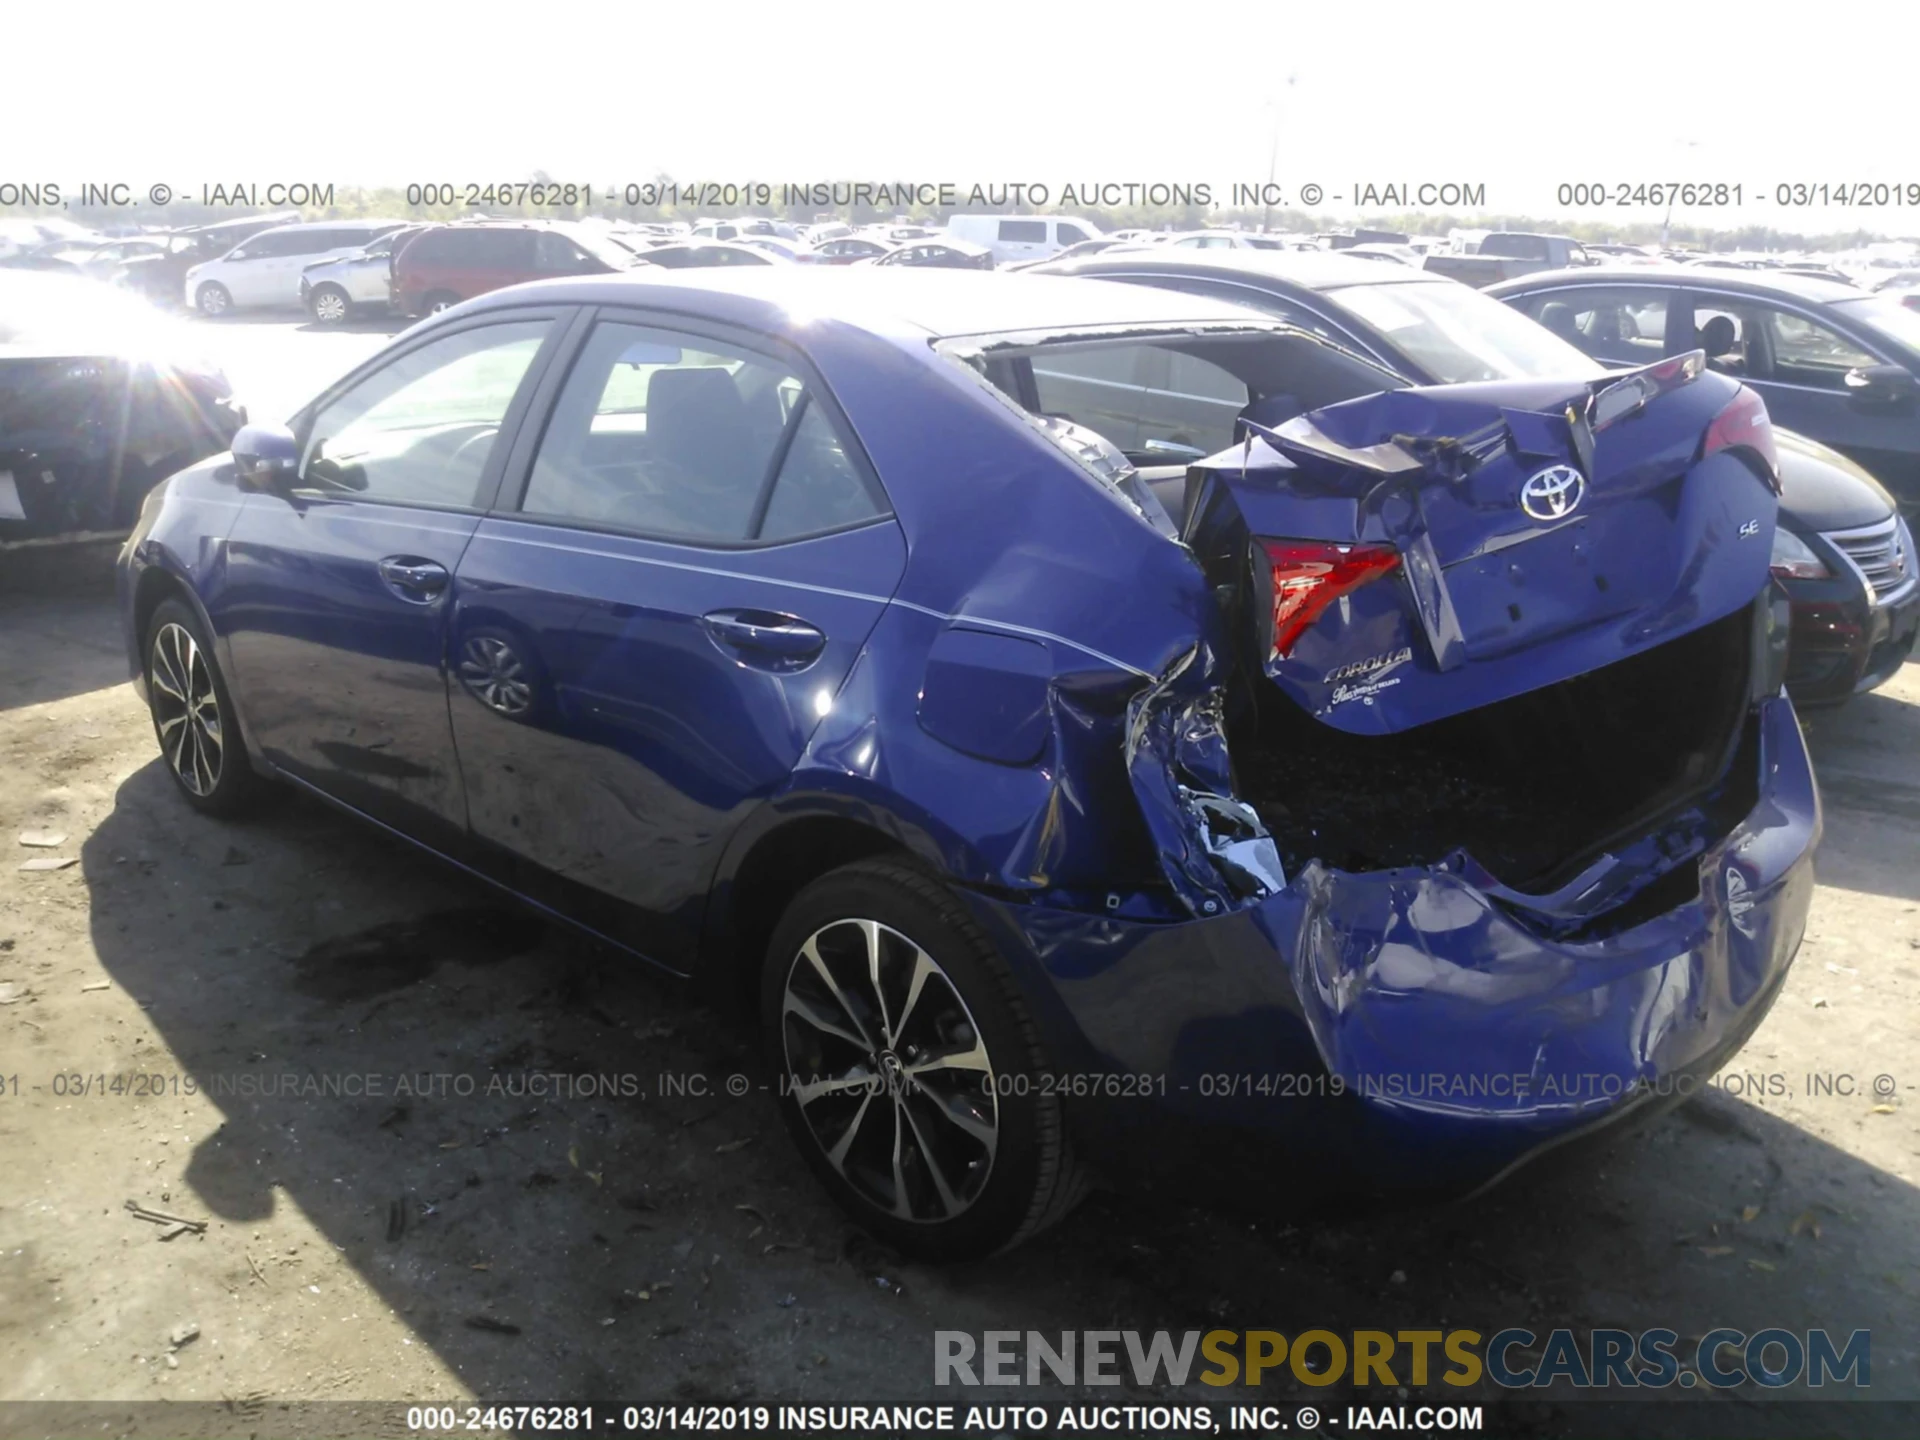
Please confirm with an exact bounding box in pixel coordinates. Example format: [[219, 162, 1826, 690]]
[[377, 555, 450, 602], [701, 609, 826, 669]]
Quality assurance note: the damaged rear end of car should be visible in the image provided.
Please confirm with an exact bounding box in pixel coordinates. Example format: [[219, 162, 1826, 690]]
[[937, 336, 1818, 1200]]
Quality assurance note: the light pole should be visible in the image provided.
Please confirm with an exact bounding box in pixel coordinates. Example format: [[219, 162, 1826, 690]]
[[1263, 75, 1298, 234], [1661, 139, 1701, 249]]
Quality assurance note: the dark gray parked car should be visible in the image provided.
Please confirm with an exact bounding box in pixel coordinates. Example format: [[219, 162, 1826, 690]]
[[1037, 249, 1917, 704]]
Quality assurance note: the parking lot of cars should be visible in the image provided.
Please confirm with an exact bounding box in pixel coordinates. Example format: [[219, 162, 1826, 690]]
[[2, 215, 1919, 1412]]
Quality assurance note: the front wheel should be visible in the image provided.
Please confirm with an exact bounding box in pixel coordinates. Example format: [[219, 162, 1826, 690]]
[[308, 283, 352, 324], [145, 598, 269, 816], [422, 290, 461, 315], [761, 859, 1086, 1259], [194, 282, 232, 318]]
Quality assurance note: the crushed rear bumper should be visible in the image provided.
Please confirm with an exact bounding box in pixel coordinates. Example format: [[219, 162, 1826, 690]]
[[955, 695, 1817, 1199]]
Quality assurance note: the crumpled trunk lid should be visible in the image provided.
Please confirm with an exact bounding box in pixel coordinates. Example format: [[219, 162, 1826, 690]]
[[1182, 356, 1779, 735]]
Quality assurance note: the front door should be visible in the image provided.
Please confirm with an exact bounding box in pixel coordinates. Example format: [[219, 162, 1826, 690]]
[[447, 313, 905, 965], [217, 311, 565, 844]]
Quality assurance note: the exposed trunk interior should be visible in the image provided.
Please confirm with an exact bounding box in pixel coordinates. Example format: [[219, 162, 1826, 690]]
[[1232, 602, 1760, 892]]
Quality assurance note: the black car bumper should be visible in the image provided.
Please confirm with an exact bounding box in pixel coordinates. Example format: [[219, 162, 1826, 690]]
[[1782, 567, 1919, 704]]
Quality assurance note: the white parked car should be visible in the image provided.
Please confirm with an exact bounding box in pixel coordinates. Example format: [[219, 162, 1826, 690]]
[[943, 214, 1102, 264], [297, 224, 431, 323], [1165, 230, 1291, 251], [183, 221, 406, 317]]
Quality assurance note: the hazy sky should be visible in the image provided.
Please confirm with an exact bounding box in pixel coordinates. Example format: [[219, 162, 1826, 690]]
[[13, 2, 1918, 233]]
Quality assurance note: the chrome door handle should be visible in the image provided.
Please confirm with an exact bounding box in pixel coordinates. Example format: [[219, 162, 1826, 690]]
[[701, 609, 826, 668], [377, 556, 450, 601]]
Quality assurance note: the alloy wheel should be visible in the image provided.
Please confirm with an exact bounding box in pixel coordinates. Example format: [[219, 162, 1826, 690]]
[[780, 918, 999, 1222], [457, 635, 533, 715], [313, 288, 348, 323], [198, 285, 229, 317], [150, 622, 223, 796]]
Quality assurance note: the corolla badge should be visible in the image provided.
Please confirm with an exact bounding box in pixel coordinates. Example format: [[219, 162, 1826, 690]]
[[1726, 865, 1757, 938], [1520, 464, 1586, 521]]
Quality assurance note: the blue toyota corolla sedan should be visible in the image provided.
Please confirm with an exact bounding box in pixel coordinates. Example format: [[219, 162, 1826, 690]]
[[117, 269, 1818, 1257]]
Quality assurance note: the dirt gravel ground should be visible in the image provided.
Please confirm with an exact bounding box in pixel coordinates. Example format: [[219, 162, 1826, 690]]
[[0, 319, 1917, 1435]]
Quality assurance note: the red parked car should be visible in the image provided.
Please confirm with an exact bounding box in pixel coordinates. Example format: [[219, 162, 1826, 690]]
[[390, 223, 640, 316]]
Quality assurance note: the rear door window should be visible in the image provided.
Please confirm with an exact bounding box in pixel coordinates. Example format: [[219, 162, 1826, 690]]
[[1522, 286, 1670, 366], [998, 220, 1047, 244], [468, 229, 537, 267], [534, 232, 595, 274], [236, 231, 305, 260], [518, 321, 886, 543], [401, 229, 454, 265]]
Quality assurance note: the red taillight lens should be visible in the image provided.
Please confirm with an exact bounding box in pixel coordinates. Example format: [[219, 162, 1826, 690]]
[[1261, 539, 1402, 659], [1701, 386, 1780, 491]]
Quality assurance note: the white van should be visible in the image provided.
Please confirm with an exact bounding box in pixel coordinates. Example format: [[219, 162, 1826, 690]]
[[944, 214, 1102, 265], [183, 220, 406, 316]]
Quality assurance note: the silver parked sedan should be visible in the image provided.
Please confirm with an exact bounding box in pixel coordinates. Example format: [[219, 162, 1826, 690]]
[[298, 224, 429, 324]]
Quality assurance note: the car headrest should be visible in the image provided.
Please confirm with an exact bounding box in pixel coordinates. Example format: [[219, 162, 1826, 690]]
[[1699, 315, 1738, 357], [1234, 393, 1304, 441], [645, 367, 747, 476], [1538, 301, 1581, 342]]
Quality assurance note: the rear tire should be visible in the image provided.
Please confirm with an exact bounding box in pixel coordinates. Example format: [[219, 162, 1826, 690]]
[[144, 598, 269, 816], [423, 291, 461, 315], [761, 859, 1087, 1259], [308, 283, 352, 324], [194, 283, 232, 318]]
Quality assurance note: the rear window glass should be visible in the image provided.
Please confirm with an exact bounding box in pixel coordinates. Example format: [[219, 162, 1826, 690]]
[[1334, 281, 1604, 383], [1031, 342, 1246, 460], [238, 231, 309, 258]]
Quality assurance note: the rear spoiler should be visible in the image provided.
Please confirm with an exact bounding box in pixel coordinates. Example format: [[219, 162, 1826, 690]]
[[1587, 349, 1707, 431], [1249, 350, 1710, 485]]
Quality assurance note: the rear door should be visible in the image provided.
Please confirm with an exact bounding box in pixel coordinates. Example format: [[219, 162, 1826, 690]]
[[446, 310, 904, 965], [217, 309, 567, 844], [245, 230, 330, 307], [446, 229, 538, 302], [216, 232, 296, 306]]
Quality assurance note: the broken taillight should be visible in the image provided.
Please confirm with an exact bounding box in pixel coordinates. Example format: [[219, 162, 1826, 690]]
[[1701, 386, 1780, 492], [1260, 539, 1402, 659]]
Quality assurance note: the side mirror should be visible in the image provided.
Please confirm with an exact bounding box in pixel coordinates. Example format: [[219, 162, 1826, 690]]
[[232, 422, 300, 491], [1844, 364, 1918, 410]]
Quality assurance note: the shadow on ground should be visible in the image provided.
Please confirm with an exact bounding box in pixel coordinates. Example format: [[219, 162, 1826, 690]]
[[1802, 679, 1920, 905], [74, 757, 1920, 1429]]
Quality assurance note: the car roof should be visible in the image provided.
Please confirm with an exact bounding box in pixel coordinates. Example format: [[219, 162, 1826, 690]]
[[1041, 246, 1436, 293], [1490, 264, 1866, 304], [909, 237, 989, 253], [461, 267, 1275, 342], [244, 219, 401, 240]]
